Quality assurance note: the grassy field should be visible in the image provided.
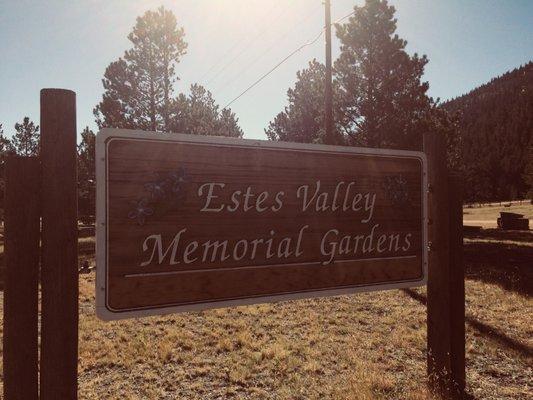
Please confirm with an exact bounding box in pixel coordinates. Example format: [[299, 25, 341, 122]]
[[0, 207, 532, 399]]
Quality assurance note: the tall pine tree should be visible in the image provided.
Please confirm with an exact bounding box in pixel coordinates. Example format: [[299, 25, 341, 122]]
[[335, 0, 432, 149], [94, 6, 188, 131], [267, 0, 435, 151], [94, 7, 243, 137]]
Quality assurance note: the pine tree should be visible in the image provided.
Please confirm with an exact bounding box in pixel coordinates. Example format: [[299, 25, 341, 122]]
[[216, 108, 244, 138], [265, 60, 338, 144], [0, 124, 12, 154], [0, 123, 18, 220], [0, 124, 14, 160], [11, 117, 40, 156], [335, 0, 432, 149], [170, 84, 243, 137], [94, 6, 188, 131], [444, 62, 533, 201], [266, 0, 435, 150], [78, 127, 96, 218], [524, 144, 533, 199], [94, 7, 243, 137]]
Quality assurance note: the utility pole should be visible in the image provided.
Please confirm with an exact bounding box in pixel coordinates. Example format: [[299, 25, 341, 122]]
[[324, 0, 334, 145]]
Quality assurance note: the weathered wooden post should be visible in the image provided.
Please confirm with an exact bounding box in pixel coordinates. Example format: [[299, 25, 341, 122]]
[[3, 157, 41, 400], [449, 174, 465, 397], [424, 133, 465, 398], [425, 131, 452, 396], [39, 88, 79, 399]]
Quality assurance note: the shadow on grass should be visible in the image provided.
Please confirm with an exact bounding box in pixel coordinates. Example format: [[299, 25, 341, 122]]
[[402, 289, 533, 359], [464, 229, 532, 297], [464, 228, 532, 243]]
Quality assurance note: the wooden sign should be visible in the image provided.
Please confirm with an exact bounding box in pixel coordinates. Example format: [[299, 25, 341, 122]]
[[96, 129, 428, 320]]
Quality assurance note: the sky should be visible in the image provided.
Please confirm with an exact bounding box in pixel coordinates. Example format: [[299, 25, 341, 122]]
[[0, 0, 532, 141]]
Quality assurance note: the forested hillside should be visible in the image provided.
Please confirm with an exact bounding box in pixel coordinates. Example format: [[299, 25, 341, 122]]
[[443, 62, 533, 202]]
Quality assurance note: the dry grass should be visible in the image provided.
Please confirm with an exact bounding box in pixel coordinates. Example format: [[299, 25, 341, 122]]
[[75, 270, 531, 399], [0, 213, 532, 399], [73, 276, 531, 400], [76, 274, 434, 399]]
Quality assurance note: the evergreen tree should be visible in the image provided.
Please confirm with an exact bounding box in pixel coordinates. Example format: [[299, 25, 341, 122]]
[[0, 124, 13, 155], [335, 0, 431, 149], [524, 144, 533, 199], [444, 62, 533, 201], [78, 127, 96, 218], [265, 60, 340, 144], [0, 124, 14, 160], [0, 120, 38, 220], [11, 117, 40, 156], [217, 108, 244, 138], [266, 0, 434, 150], [94, 6, 188, 131], [0, 123, 13, 221], [170, 84, 243, 137], [94, 7, 243, 137]]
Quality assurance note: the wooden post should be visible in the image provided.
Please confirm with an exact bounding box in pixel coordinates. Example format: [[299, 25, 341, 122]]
[[40, 88, 78, 399], [3, 157, 41, 400], [424, 132, 452, 396], [449, 174, 465, 397]]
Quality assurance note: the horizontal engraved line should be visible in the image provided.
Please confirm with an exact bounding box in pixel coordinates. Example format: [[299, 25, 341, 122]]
[[123, 255, 418, 278]]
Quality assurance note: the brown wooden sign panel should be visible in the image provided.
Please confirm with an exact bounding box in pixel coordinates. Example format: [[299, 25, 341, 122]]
[[96, 129, 427, 320]]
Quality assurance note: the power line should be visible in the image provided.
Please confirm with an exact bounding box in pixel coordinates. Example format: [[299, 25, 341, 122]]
[[333, 9, 356, 24], [215, 5, 322, 94], [222, 30, 324, 109], [222, 9, 356, 110], [199, 2, 297, 86], [204, 5, 298, 87]]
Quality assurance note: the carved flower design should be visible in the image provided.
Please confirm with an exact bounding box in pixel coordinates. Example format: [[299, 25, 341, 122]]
[[128, 166, 189, 225], [166, 166, 189, 197], [128, 198, 154, 226], [383, 175, 410, 206], [144, 179, 168, 200]]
